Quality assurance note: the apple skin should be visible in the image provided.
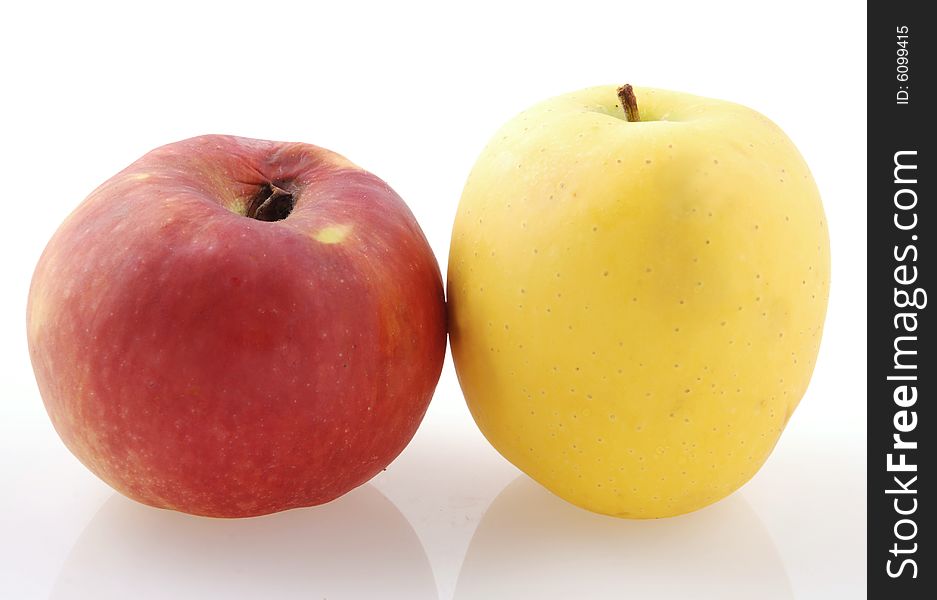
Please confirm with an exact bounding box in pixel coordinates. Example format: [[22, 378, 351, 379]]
[[448, 86, 830, 518], [28, 135, 446, 518]]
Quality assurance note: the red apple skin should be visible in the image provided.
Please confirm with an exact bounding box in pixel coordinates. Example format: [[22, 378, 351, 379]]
[[27, 135, 447, 518]]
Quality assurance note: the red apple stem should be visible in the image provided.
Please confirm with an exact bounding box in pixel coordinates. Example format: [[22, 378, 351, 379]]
[[617, 84, 640, 122], [246, 183, 295, 222]]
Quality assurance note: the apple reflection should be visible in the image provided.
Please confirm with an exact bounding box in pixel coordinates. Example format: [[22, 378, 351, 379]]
[[53, 484, 437, 600], [456, 477, 791, 600]]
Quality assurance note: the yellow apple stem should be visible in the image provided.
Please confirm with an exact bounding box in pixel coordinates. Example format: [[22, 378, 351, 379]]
[[617, 84, 640, 122]]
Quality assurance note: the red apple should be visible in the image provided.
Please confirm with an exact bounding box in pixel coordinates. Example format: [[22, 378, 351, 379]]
[[27, 135, 447, 517]]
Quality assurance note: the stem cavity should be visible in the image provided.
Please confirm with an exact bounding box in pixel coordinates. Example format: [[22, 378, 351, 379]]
[[246, 183, 295, 222]]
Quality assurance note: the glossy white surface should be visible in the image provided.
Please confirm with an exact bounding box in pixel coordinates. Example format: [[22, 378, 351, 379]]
[[1, 1, 865, 597], [0, 399, 866, 599]]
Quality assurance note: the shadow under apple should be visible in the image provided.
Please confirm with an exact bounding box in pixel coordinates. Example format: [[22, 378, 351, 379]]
[[455, 476, 792, 600], [53, 484, 437, 600]]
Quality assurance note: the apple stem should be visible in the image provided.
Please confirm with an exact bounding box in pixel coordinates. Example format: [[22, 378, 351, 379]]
[[617, 84, 640, 122], [246, 183, 295, 222]]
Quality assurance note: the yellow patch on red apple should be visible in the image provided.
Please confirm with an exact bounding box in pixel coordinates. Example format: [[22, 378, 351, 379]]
[[313, 223, 352, 244]]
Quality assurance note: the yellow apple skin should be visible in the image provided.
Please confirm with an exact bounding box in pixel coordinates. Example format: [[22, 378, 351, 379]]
[[448, 86, 830, 518]]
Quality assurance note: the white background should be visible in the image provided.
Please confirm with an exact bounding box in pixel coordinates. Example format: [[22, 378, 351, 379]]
[[0, 1, 866, 598]]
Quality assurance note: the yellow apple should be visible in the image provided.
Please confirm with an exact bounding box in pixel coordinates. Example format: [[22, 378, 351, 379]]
[[448, 85, 830, 518]]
